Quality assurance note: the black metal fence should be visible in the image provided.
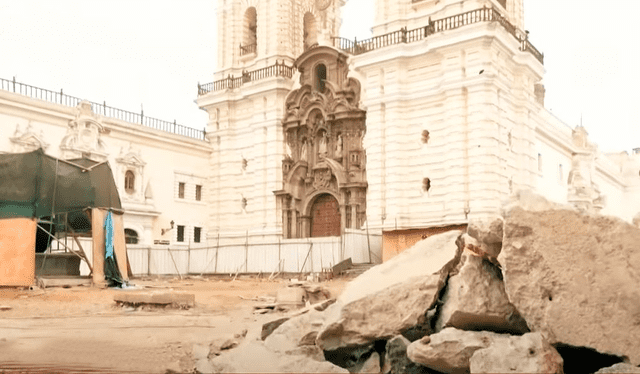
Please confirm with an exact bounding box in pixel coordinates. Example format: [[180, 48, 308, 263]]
[[198, 60, 295, 96], [331, 7, 544, 64], [0, 77, 207, 141]]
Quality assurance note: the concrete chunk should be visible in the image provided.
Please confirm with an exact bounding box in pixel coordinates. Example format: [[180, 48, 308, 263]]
[[113, 291, 195, 307]]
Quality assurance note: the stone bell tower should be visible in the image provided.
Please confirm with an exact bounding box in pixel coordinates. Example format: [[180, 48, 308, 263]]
[[197, 0, 347, 243]]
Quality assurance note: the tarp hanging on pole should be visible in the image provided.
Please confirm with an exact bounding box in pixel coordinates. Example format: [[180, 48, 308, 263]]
[[104, 211, 124, 287], [0, 148, 121, 219]]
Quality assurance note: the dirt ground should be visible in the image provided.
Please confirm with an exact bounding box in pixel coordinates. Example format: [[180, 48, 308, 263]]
[[0, 275, 350, 373]]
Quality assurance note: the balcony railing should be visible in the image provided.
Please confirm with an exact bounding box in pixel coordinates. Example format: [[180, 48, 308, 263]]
[[332, 6, 543, 64], [240, 43, 257, 56], [0, 77, 207, 141], [198, 60, 295, 96]]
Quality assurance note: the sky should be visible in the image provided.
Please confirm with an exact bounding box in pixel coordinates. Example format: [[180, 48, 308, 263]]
[[0, 0, 638, 153]]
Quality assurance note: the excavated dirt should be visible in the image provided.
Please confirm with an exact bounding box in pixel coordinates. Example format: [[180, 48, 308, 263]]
[[0, 276, 349, 373]]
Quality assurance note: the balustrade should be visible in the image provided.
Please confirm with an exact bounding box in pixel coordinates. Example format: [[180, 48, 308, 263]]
[[1, 77, 206, 141]]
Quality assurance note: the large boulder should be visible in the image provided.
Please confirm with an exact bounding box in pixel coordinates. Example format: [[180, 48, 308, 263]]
[[264, 308, 327, 353], [435, 236, 528, 334], [469, 332, 563, 374], [500, 192, 640, 364], [407, 328, 562, 374], [466, 217, 504, 258], [210, 339, 349, 373], [316, 231, 463, 351], [406, 328, 493, 373]]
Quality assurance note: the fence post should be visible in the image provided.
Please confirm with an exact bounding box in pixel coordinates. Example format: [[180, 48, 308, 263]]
[[60, 89, 63, 104], [245, 230, 249, 273], [140, 106, 144, 125], [12, 76, 16, 92]]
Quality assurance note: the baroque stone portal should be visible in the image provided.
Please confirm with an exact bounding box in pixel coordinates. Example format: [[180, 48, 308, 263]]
[[275, 46, 367, 238]]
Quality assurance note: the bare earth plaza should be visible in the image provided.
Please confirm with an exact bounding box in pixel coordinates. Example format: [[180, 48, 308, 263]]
[[1, 0, 640, 373]]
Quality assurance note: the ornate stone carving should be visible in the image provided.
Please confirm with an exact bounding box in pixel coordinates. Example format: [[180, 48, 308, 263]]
[[312, 168, 332, 190], [10, 122, 49, 153], [567, 126, 604, 213], [315, 0, 332, 11], [276, 46, 367, 238], [59, 101, 108, 161]]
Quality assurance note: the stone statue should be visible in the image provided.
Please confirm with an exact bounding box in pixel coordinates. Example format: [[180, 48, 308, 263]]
[[334, 134, 343, 159], [301, 140, 308, 162], [318, 133, 328, 159]]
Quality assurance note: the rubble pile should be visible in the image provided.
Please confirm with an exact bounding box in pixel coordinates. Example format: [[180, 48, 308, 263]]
[[207, 191, 640, 373]]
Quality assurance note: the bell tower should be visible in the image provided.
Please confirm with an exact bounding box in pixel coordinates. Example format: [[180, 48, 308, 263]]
[[198, 0, 347, 243], [372, 0, 524, 36], [215, 0, 345, 75]]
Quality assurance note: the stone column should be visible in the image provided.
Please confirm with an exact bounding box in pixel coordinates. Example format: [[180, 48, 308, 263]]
[[301, 216, 311, 238]]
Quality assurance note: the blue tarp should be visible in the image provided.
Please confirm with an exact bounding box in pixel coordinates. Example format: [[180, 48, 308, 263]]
[[105, 211, 114, 259]]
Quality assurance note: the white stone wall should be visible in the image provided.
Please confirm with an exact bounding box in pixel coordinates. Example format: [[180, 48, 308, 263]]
[[0, 90, 211, 248], [354, 21, 543, 231]]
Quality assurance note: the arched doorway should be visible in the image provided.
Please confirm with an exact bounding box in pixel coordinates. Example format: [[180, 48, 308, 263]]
[[310, 194, 340, 237]]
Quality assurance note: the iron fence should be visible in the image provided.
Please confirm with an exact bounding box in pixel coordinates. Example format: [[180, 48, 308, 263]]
[[1, 77, 207, 141]]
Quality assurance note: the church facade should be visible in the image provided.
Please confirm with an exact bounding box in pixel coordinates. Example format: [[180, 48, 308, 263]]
[[2, 0, 640, 268]]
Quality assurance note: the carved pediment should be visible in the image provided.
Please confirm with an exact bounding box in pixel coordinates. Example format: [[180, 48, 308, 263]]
[[10, 123, 49, 152]]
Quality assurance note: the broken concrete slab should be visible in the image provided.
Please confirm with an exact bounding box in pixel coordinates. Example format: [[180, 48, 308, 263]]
[[113, 290, 195, 308], [317, 230, 463, 351], [500, 192, 640, 365], [261, 317, 290, 341], [276, 286, 307, 308], [436, 238, 528, 334], [469, 332, 563, 374], [37, 276, 92, 288]]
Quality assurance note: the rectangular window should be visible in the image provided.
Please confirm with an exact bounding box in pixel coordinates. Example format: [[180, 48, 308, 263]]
[[194, 227, 201, 243], [497, 0, 507, 9], [177, 225, 185, 242], [196, 185, 202, 201], [558, 164, 563, 183], [538, 153, 543, 173], [178, 182, 185, 199]]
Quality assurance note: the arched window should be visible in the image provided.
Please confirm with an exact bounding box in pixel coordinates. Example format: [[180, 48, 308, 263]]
[[124, 229, 138, 244], [241, 7, 257, 55], [303, 12, 317, 51], [124, 170, 135, 193], [315, 64, 326, 92]]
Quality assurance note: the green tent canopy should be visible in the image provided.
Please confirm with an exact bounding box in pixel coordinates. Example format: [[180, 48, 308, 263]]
[[0, 149, 122, 220]]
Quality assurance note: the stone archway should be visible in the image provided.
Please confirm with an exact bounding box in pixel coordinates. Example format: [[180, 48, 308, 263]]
[[310, 193, 340, 237]]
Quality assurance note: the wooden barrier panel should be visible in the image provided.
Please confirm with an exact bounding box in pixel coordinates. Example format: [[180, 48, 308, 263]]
[[0, 217, 36, 286], [91, 208, 106, 287]]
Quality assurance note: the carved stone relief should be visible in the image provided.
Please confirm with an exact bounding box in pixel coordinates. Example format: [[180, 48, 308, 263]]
[[275, 46, 367, 238], [59, 101, 108, 161], [567, 126, 604, 213], [10, 122, 49, 153]]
